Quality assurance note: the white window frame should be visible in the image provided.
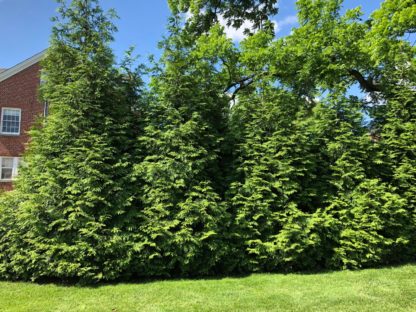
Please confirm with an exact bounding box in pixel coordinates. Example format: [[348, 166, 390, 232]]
[[1, 107, 21, 135], [0, 157, 20, 181]]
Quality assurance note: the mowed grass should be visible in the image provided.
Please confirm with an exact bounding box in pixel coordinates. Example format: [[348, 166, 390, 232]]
[[1, 265, 415, 312]]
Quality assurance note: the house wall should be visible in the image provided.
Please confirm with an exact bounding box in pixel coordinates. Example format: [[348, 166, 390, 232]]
[[0, 62, 43, 190]]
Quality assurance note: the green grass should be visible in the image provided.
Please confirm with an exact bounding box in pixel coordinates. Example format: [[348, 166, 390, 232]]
[[1, 265, 415, 312]]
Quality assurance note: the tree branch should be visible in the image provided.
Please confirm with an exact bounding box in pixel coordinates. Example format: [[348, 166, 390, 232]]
[[223, 74, 256, 100], [348, 69, 382, 93]]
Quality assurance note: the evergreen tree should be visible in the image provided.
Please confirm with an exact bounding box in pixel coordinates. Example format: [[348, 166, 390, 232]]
[[310, 94, 411, 268], [381, 87, 416, 261], [131, 19, 234, 276], [0, 0, 139, 282], [1, 0, 415, 282], [226, 62, 328, 271]]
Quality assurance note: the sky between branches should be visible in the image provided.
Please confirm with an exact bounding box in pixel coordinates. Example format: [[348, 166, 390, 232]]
[[0, 0, 384, 68]]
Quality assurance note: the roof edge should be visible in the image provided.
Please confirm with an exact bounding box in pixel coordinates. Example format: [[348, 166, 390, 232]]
[[0, 50, 47, 82]]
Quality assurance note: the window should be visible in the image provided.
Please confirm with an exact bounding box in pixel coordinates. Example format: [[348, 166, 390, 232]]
[[1, 108, 21, 135], [0, 157, 20, 181]]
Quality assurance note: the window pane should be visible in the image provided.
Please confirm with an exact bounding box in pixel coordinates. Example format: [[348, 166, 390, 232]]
[[2, 109, 21, 134], [1, 168, 12, 180], [2, 157, 13, 168], [12, 157, 21, 178], [1, 157, 14, 180]]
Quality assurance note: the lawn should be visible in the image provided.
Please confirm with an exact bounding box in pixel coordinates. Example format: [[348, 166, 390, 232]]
[[1, 265, 415, 312]]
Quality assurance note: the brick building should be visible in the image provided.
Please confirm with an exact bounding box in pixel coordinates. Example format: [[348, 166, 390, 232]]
[[0, 51, 46, 190]]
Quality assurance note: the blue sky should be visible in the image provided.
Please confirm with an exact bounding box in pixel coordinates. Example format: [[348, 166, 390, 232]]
[[0, 0, 384, 69]]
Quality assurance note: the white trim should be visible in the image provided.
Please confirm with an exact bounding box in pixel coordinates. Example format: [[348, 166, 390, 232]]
[[1, 107, 21, 135], [12, 157, 20, 179], [0, 156, 19, 182], [0, 50, 46, 82]]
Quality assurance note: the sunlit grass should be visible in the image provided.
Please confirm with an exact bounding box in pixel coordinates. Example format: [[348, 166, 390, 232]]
[[1, 264, 415, 311]]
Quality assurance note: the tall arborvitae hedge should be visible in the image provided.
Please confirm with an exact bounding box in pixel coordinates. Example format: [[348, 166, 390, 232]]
[[0, 0, 415, 283], [312, 94, 412, 269], [0, 0, 139, 283], [227, 85, 321, 271], [130, 20, 234, 277], [382, 87, 416, 261]]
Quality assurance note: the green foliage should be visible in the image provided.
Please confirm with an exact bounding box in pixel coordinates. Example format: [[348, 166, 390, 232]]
[[0, 0, 140, 283], [226, 86, 323, 270], [0, 0, 415, 283], [168, 0, 278, 35], [130, 19, 233, 277], [328, 180, 411, 269]]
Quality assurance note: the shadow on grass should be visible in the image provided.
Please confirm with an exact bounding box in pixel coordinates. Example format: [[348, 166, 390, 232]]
[[32, 271, 254, 288], [2, 260, 415, 289]]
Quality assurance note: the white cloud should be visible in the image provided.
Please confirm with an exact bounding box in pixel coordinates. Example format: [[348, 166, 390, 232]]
[[184, 11, 193, 21], [220, 14, 298, 41], [185, 10, 254, 42], [218, 15, 255, 42], [274, 15, 298, 33], [184, 11, 298, 42]]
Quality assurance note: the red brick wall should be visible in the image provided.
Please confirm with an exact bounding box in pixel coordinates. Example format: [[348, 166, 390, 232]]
[[0, 62, 43, 190], [0, 182, 13, 192]]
